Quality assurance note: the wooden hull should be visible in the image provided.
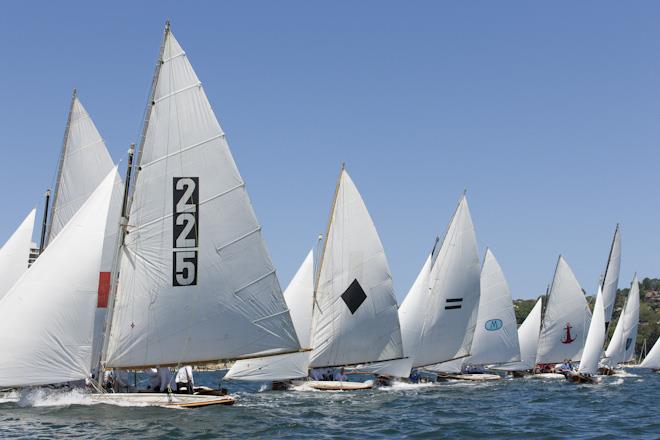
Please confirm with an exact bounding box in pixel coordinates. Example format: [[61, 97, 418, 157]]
[[90, 392, 235, 408], [304, 380, 374, 391], [437, 373, 502, 382], [565, 373, 597, 384]]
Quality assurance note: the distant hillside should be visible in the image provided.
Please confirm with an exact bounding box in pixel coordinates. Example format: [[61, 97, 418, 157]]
[[513, 277, 660, 359]]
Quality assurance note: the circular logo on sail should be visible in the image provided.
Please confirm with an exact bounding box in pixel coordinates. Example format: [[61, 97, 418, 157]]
[[484, 319, 503, 331]]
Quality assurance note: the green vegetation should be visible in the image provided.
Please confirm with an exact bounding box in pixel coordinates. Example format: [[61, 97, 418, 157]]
[[513, 277, 660, 359]]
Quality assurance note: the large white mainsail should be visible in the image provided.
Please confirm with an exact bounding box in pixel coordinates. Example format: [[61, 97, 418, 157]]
[[536, 256, 591, 364], [578, 286, 606, 375], [600, 224, 621, 328], [0, 209, 35, 301], [496, 297, 543, 371], [308, 167, 403, 368], [639, 337, 660, 369], [103, 24, 299, 369], [603, 274, 640, 367], [0, 170, 116, 387], [224, 250, 314, 381], [399, 194, 481, 369], [464, 249, 520, 366]]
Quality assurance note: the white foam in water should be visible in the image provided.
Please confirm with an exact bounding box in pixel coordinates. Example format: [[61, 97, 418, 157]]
[[378, 380, 438, 391], [17, 388, 94, 408], [612, 370, 639, 378]]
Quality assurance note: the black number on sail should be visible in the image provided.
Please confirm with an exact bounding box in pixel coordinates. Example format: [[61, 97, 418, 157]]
[[173, 177, 199, 286]]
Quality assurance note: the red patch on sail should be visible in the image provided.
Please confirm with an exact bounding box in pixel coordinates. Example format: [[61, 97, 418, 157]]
[[97, 272, 111, 308]]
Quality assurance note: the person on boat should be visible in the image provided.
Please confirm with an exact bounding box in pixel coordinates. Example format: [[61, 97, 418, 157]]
[[175, 365, 194, 394], [555, 359, 574, 373], [409, 370, 421, 383], [310, 368, 324, 381], [333, 367, 347, 382], [158, 367, 173, 392], [145, 368, 161, 391]]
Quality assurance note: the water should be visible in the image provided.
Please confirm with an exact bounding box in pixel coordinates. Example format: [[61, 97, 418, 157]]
[[0, 370, 657, 439]]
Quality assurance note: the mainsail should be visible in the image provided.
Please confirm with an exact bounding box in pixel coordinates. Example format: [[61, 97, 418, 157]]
[[103, 24, 300, 369], [578, 286, 606, 375], [603, 274, 640, 367], [308, 167, 403, 368], [0, 170, 116, 388], [225, 251, 314, 381], [600, 224, 621, 328], [536, 256, 591, 364], [0, 209, 35, 301], [496, 297, 543, 371], [399, 195, 481, 369], [639, 337, 660, 369]]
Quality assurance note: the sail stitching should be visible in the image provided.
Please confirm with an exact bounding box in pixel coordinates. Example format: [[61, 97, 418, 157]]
[[215, 226, 261, 253], [140, 134, 224, 169], [154, 82, 201, 104]]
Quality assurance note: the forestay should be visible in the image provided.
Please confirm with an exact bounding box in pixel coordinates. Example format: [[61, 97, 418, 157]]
[[225, 251, 314, 381], [578, 286, 606, 375], [103, 26, 300, 369], [496, 297, 543, 371], [639, 337, 660, 369], [0, 209, 35, 301], [309, 168, 403, 368], [0, 170, 116, 388], [600, 225, 621, 327], [399, 195, 481, 369], [536, 256, 591, 364], [603, 274, 640, 367]]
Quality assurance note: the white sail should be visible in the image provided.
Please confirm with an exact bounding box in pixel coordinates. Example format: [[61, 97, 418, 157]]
[[639, 337, 660, 369], [46, 91, 115, 245], [399, 195, 481, 369], [495, 297, 543, 371], [603, 274, 640, 366], [467, 249, 520, 365], [0, 209, 35, 301], [536, 256, 591, 364], [103, 26, 299, 369], [225, 250, 314, 381], [309, 168, 403, 368], [600, 225, 621, 327], [0, 169, 116, 387], [578, 286, 606, 375]]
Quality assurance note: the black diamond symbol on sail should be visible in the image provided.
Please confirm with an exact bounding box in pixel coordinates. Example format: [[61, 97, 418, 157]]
[[341, 279, 367, 315]]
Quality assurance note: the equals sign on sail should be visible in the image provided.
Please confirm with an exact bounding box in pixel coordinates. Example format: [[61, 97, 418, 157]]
[[444, 298, 463, 310]]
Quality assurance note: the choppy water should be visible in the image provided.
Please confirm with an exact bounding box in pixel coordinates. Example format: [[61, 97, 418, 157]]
[[0, 369, 657, 439]]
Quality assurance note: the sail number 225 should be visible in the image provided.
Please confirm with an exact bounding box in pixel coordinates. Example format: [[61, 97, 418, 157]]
[[173, 177, 199, 286]]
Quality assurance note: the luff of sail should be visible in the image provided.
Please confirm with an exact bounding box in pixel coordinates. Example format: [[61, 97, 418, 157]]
[[309, 168, 403, 368], [639, 337, 660, 369], [0, 209, 35, 301], [45, 90, 115, 246], [0, 169, 116, 388], [536, 256, 591, 364], [225, 250, 314, 381], [399, 194, 481, 369], [578, 286, 606, 375], [603, 274, 640, 367], [600, 224, 621, 327], [495, 297, 543, 371], [103, 24, 300, 369]]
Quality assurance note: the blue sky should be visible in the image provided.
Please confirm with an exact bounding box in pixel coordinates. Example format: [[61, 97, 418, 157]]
[[0, 1, 658, 300]]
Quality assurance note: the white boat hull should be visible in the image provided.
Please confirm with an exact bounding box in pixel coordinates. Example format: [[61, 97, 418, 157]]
[[302, 380, 374, 391], [438, 373, 502, 382], [90, 392, 235, 408]]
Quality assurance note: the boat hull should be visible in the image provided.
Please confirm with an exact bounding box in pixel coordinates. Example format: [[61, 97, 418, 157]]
[[436, 373, 502, 382], [90, 393, 235, 408], [303, 380, 374, 391]]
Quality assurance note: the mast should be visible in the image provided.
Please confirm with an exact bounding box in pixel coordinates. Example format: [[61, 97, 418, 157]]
[[44, 89, 77, 248], [97, 21, 170, 376], [38, 189, 51, 254], [601, 223, 619, 331]]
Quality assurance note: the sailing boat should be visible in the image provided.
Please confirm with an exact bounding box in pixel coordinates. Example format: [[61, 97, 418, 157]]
[[224, 250, 314, 382], [95, 22, 301, 406], [535, 256, 591, 377], [0, 209, 35, 301], [398, 194, 481, 380], [600, 225, 621, 330], [566, 286, 606, 384], [495, 297, 543, 375], [601, 274, 640, 373], [429, 248, 520, 381], [639, 337, 660, 370]]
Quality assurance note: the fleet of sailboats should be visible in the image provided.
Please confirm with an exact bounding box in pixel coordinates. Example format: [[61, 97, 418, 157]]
[[0, 21, 656, 408]]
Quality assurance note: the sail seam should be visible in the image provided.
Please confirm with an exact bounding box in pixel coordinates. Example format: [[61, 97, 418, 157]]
[[140, 134, 224, 169], [154, 82, 201, 104], [216, 226, 261, 253], [234, 269, 276, 296], [66, 139, 104, 156], [253, 308, 291, 324]]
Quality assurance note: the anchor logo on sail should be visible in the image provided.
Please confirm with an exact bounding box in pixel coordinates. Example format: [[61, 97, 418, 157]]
[[561, 323, 576, 344]]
